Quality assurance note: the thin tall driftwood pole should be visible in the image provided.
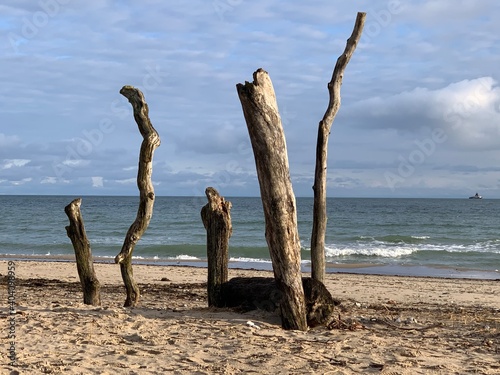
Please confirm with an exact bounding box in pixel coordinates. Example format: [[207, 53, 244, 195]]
[[201, 187, 232, 307], [311, 12, 366, 283], [65, 198, 101, 306], [114, 85, 161, 307], [237, 69, 307, 331]]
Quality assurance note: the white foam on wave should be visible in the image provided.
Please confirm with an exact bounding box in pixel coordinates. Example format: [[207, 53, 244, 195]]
[[229, 257, 271, 263], [325, 245, 416, 258], [230, 257, 311, 265], [325, 240, 500, 258], [169, 254, 200, 261], [129, 255, 202, 261], [91, 237, 122, 245], [427, 243, 500, 254]]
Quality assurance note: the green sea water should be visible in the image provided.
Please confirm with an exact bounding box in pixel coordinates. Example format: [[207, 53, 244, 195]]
[[1, 195, 499, 278]]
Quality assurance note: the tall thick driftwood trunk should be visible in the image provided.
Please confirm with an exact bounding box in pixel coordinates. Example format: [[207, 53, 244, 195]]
[[201, 187, 232, 307], [114, 85, 161, 307], [311, 12, 366, 283], [64, 198, 101, 306], [236, 69, 307, 331]]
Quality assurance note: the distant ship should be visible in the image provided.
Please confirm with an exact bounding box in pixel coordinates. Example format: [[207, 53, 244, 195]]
[[469, 192, 482, 199]]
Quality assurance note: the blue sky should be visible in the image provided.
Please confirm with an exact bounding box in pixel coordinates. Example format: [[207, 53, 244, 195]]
[[1, 0, 500, 198]]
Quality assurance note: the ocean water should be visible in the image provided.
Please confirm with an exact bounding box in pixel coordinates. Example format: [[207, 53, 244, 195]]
[[1, 195, 499, 278]]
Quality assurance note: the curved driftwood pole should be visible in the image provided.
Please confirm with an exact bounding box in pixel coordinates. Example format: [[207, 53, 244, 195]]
[[237, 69, 307, 331], [114, 85, 161, 307], [311, 12, 366, 283], [65, 198, 101, 306], [201, 187, 232, 307]]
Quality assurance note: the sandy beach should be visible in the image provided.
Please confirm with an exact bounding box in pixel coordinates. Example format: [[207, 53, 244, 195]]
[[1, 260, 499, 374]]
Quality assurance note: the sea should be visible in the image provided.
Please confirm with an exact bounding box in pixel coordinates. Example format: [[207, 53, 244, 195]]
[[1, 195, 500, 279]]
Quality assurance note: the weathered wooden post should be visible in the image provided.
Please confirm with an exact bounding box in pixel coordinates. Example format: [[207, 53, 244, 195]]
[[236, 69, 308, 331], [201, 187, 232, 307], [311, 12, 366, 283], [64, 198, 101, 306], [114, 85, 161, 307]]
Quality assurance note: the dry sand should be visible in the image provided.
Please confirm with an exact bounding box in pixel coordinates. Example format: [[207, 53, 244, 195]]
[[1, 260, 499, 374]]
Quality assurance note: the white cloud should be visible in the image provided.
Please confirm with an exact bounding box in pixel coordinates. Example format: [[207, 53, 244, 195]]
[[115, 178, 136, 185], [1, 159, 30, 169], [41, 177, 57, 184], [0, 133, 20, 147], [11, 178, 32, 185], [62, 159, 90, 167], [349, 77, 500, 150]]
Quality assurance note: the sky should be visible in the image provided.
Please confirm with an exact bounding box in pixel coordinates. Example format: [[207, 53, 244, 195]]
[[1, 0, 500, 198]]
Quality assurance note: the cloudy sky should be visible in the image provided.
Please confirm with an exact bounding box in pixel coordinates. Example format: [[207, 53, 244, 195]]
[[1, 0, 500, 198]]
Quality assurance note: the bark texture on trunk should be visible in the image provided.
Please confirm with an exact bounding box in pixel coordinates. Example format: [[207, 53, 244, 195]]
[[201, 187, 232, 307], [311, 12, 366, 283], [114, 85, 161, 307], [64, 198, 101, 306], [236, 69, 307, 331]]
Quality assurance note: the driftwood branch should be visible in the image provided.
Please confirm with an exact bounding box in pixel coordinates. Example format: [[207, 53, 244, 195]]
[[237, 69, 307, 331], [114, 85, 161, 307], [377, 319, 443, 331], [221, 277, 341, 328], [201, 187, 232, 307], [311, 12, 366, 282], [64, 198, 101, 306]]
